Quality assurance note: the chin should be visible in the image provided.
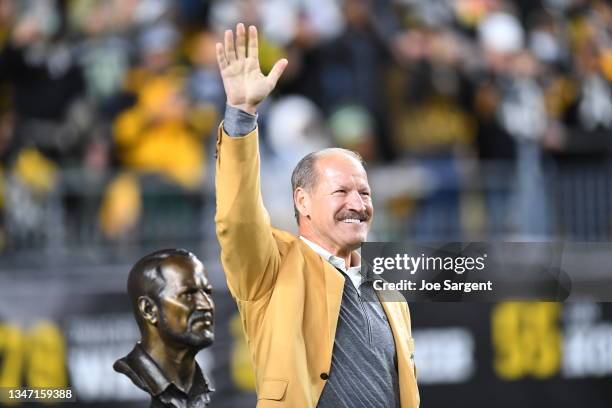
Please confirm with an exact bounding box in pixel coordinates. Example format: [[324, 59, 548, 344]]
[[344, 235, 366, 250], [190, 337, 214, 350], [193, 329, 215, 344], [353, 229, 369, 242], [196, 336, 214, 348], [174, 332, 215, 349]]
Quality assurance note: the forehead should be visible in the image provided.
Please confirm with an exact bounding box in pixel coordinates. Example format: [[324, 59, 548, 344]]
[[315, 153, 369, 187], [159, 256, 208, 291]]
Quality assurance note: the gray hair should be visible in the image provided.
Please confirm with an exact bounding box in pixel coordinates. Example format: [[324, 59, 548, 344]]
[[291, 148, 364, 224]]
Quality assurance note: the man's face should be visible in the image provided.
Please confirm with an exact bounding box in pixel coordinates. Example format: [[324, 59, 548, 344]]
[[156, 257, 214, 349], [304, 153, 373, 254]]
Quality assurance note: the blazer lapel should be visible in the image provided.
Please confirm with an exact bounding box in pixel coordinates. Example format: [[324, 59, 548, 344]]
[[298, 240, 344, 366], [323, 260, 345, 350], [377, 291, 419, 408]]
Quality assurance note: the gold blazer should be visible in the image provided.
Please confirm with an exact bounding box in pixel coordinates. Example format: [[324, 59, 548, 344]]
[[215, 126, 419, 408]]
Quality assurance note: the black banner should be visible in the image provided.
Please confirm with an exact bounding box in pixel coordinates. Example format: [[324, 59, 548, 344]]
[[0, 268, 611, 407]]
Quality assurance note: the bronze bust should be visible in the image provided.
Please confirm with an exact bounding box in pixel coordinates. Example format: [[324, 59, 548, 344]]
[[114, 249, 215, 408]]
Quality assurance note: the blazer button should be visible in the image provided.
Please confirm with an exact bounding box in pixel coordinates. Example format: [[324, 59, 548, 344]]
[[320, 372, 329, 380]]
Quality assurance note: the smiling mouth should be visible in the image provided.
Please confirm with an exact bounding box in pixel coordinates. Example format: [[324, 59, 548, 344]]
[[342, 218, 364, 224]]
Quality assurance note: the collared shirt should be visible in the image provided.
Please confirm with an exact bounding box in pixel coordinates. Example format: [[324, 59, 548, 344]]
[[113, 344, 212, 408], [299, 236, 364, 294]]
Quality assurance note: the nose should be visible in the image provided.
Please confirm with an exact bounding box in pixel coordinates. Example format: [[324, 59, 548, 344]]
[[346, 190, 366, 212], [195, 291, 214, 311]]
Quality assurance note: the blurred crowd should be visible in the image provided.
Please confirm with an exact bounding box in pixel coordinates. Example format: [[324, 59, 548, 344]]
[[0, 0, 611, 249]]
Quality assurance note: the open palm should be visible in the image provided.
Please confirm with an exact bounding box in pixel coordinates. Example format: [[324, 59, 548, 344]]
[[216, 24, 288, 115]]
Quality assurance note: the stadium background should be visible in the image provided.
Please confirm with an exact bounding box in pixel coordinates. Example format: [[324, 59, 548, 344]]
[[0, 0, 611, 406]]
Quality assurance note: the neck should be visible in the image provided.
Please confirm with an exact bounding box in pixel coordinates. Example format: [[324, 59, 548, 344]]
[[300, 231, 360, 269], [141, 331, 198, 393]]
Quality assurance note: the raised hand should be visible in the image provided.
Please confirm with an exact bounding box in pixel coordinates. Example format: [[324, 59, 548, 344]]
[[216, 24, 288, 115]]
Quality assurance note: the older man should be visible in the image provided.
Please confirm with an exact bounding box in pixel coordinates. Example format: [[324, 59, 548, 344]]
[[114, 249, 214, 408], [215, 24, 418, 408]]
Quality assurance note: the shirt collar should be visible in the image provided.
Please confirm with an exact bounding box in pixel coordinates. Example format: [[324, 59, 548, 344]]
[[299, 236, 363, 292], [114, 343, 212, 400]]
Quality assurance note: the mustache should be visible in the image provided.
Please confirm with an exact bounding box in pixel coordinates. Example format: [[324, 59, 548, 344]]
[[335, 210, 370, 222], [189, 311, 214, 326]]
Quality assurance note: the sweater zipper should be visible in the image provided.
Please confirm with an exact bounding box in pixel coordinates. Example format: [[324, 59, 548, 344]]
[[357, 289, 373, 345]]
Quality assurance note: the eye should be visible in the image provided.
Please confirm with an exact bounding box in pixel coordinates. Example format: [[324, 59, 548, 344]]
[[360, 191, 370, 196], [333, 189, 346, 195], [182, 289, 197, 299]]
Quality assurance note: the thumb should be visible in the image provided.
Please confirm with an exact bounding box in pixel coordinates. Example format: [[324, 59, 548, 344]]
[[267, 58, 288, 88]]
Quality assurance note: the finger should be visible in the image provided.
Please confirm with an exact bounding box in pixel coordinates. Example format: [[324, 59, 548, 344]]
[[266, 58, 288, 88], [216, 42, 228, 69], [247, 25, 258, 60], [224, 29, 236, 63], [236, 23, 246, 60]]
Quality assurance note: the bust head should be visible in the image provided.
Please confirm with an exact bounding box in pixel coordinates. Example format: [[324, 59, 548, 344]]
[[127, 249, 214, 350]]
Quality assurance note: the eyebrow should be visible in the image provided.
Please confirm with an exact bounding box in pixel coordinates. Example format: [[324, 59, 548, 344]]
[[178, 283, 213, 293], [178, 286, 198, 293], [331, 183, 370, 191]]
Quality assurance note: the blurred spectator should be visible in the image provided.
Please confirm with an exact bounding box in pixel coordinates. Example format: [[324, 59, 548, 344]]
[[263, 95, 331, 230], [0, 0, 88, 164], [329, 104, 377, 161], [0, 0, 611, 248], [104, 22, 215, 238], [313, 0, 399, 160], [113, 23, 210, 190], [0, 0, 89, 247], [69, 0, 135, 111], [186, 29, 225, 114]]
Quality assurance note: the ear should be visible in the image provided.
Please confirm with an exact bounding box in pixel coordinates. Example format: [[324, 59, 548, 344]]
[[138, 296, 158, 325], [294, 187, 311, 220]]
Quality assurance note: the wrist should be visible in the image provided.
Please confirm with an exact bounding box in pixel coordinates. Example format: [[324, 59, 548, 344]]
[[224, 104, 258, 137], [227, 102, 257, 116]]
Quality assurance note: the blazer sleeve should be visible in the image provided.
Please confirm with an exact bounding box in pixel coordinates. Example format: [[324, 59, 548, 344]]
[[214, 124, 280, 301]]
